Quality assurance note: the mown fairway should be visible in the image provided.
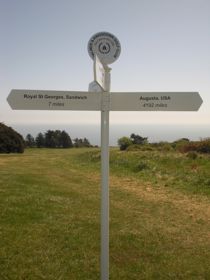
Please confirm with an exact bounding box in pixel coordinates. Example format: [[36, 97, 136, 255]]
[[0, 148, 210, 279]]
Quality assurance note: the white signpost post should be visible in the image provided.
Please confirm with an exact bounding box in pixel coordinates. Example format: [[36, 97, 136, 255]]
[[7, 32, 203, 280]]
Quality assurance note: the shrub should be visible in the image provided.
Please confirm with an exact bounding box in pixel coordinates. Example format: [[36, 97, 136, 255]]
[[126, 144, 142, 151], [118, 137, 132, 151], [130, 133, 148, 145], [187, 151, 198, 160], [177, 139, 210, 154], [196, 139, 210, 153], [173, 138, 191, 152], [177, 142, 198, 153], [133, 161, 149, 172], [0, 123, 24, 153], [161, 143, 173, 152]]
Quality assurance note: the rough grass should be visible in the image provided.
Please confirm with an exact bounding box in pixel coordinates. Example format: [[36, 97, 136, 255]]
[[0, 148, 210, 279]]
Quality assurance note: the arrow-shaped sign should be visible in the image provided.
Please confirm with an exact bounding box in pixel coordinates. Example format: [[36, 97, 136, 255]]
[[7, 89, 203, 111], [7, 89, 101, 111], [110, 92, 203, 111]]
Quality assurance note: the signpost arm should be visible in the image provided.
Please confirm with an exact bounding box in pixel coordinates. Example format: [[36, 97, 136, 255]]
[[101, 65, 111, 280]]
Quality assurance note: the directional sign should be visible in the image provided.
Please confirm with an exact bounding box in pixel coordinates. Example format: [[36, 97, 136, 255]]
[[110, 92, 203, 111], [7, 89, 101, 111], [7, 90, 203, 111]]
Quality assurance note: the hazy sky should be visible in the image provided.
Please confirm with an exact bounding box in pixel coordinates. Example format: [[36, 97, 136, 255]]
[[1, 0, 210, 136]]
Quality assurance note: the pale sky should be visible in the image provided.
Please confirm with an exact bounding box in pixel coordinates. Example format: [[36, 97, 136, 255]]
[[1, 0, 210, 138]]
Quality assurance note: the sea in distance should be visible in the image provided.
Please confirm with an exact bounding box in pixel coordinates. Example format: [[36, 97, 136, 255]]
[[12, 123, 210, 147]]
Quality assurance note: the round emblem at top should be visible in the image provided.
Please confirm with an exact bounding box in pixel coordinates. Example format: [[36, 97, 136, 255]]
[[88, 32, 121, 65]]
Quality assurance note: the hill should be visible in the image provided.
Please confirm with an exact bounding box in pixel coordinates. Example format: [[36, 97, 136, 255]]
[[0, 148, 210, 279]]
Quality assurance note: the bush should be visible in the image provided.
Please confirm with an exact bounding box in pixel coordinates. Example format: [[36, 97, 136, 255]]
[[159, 142, 173, 152], [0, 123, 24, 153], [118, 137, 132, 151], [173, 139, 191, 152], [187, 151, 198, 160], [196, 139, 210, 153], [177, 142, 198, 153], [133, 161, 149, 172], [130, 133, 148, 145], [126, 144, 142, 151], [177, 139, 210, 154]]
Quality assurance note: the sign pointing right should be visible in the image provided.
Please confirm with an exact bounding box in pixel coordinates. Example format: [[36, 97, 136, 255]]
[[110, 92, 203, 111]]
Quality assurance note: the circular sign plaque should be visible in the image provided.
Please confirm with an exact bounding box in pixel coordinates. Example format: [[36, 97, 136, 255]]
[[88, 32, 121, 65]]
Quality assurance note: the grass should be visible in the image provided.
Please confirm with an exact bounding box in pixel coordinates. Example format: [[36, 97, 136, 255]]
[[0, 148, 210, 279], [80, 148, 210, 196]]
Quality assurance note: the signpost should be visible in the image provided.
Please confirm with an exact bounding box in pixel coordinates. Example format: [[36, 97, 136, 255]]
[[7, 90, 203, 112], [7, 31, 203, 280]]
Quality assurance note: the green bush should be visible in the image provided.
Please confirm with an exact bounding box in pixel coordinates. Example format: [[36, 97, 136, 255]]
[[118, 137, 132, 151], [187, 151, 198, 160], [133, 161, 149, 172], [161, 143, 173, 152], [0, 123, 24, 153], [126, 144, 142, 151], [173, 139, 190, 152]]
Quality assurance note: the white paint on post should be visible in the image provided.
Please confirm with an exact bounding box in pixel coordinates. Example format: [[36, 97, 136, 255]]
[[100, 66, 111, 280], [89, 52, 112, 280], [87, 54, 111, 280], [101, 105, 109, 280]]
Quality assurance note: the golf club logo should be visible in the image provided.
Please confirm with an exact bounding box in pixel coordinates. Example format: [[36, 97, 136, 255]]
[[88, 32, 121, 64], [99, 42, 111, 54]]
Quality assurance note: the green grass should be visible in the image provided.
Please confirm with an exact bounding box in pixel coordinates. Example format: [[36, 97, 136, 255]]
[[0, 148, 210, 279], [80, 149, 210, 196]]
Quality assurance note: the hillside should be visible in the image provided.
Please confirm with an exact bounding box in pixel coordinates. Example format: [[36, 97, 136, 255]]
[[0, 148, 210, 279]]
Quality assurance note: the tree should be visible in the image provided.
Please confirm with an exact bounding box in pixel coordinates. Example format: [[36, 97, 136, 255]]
[[130, 133, 148, 145], [73, 137, 92, 148], [0, 123, 25, 153], [83, 137, 91, 147], [74, 138, 82, 148], [25, 134, 35, 147], [35, 133, 45, 148], [60, 131, 73, 148], [118, 137, 132, 151], [44, 130, 73, 148], [45, 130, 58, 148], [53, 130, 62, 147]]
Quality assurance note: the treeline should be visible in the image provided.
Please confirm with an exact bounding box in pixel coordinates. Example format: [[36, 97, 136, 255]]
[[25, 130, 93, 148], [0, 123, 94, 153], [118, 133, 210, 154]]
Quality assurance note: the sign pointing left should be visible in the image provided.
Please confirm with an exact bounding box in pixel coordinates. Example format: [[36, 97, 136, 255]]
[[7, 89, 101, 111]]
